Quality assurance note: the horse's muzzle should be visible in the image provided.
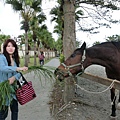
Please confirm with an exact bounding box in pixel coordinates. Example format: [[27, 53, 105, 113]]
[[54, 68, 64, 81]]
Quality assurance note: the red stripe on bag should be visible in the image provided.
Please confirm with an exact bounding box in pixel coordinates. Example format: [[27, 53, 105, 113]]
[[16, 81, 36, 105]]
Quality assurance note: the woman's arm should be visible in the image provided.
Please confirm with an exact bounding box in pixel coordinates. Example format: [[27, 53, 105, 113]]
[[0, 54, 17, 73], [0, 54, 28, 73], [9, 72, 21, 84]]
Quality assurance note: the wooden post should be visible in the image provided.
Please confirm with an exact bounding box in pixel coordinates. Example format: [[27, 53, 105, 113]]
[[80, 72, 120, 90], [64, 77, 75, 104]]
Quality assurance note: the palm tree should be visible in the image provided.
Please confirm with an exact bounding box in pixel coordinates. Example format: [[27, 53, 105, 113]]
[[0, 34, 10, 52], [4, 0, 35, 66], [50, 0, 84, 53], [106, 35, 120, 42], [50, 1, 64, 41], [36, 26, 56, 59], [30, 0, 46, 66]]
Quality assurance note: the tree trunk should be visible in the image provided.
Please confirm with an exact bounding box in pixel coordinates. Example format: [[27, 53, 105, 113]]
[[25, 32, 29, 67], [33, 33, 37, 66], [34, 40, 37, 66], [63, 0, 76, 59], [63, 0, 76, 104]]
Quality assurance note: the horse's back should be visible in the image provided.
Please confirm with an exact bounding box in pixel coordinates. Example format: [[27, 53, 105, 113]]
[[93, 41, 120, 51]]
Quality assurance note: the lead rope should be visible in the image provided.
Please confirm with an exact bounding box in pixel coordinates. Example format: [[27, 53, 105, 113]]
[[75, 76, 118, 105], [75, 75, 117, 94], [75, 80, 118, 106]]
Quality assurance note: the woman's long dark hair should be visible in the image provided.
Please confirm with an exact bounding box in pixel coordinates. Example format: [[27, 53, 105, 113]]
[[3, 39, 20, 66]]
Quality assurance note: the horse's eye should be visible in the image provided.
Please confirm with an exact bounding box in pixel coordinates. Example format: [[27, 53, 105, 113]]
[[71, 54, 75, 57]]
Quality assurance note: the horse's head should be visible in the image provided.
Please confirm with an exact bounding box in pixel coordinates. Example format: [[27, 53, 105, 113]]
[[54, 42, 86, 81]]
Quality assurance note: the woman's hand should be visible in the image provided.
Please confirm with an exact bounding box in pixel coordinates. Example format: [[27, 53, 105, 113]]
[[17, 66, 28, 72], [8, 76, 15, 84]]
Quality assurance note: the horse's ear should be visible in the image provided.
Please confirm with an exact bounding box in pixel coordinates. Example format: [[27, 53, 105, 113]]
[[80, 42, 86, 50]]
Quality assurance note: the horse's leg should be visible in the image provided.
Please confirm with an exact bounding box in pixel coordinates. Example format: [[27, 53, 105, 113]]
[[110, 88, 116, 117], [116, 90, 120, 109], [118, 90, 120, 102], [105, 69, 118, 117]]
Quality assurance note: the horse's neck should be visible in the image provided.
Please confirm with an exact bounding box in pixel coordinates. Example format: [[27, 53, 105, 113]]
[[85, 47, 111, 68]]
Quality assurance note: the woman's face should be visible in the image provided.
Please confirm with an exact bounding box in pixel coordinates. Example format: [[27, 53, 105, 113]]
[[6, 42, 15, 55]]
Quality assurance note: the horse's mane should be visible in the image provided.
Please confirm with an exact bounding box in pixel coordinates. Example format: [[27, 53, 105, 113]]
[[111, 41, 120, 50], [92, 41, 120, 51]]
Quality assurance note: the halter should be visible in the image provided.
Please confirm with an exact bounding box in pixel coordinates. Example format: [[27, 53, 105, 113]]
[[61, 50, 86, 76]]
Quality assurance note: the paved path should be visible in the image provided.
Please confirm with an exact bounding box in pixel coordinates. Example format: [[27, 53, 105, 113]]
[[6, 58, 60, 120]]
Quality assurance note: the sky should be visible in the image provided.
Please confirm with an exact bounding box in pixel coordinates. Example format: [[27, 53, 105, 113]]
[[0, 1, 57, 38], [0, 2, 24, 37], [0, 1, 120, 46]]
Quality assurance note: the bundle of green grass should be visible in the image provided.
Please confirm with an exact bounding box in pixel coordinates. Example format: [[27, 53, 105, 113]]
[[0, 80, 16, 110]]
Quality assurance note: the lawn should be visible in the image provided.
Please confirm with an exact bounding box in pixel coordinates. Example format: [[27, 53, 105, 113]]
[[20, 57, 39, 67], [20, 57, 54, 67]]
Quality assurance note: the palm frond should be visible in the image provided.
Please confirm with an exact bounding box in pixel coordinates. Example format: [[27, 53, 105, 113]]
[[27, 66, 56, 81]]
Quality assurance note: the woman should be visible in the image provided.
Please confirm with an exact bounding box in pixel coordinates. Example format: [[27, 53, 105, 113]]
[[38, 51, 45, 66], [0, 39, 28, 120]]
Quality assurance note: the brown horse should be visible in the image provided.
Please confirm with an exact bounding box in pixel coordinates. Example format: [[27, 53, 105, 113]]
[[54, 41, 120, 118]]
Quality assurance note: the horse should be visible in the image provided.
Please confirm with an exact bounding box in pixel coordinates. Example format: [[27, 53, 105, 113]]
[[54, 41, 120, 118]]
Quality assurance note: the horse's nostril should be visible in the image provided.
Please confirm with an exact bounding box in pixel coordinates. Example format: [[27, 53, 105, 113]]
[[55, 74, 62, 82], [54, 68, 58, 75]]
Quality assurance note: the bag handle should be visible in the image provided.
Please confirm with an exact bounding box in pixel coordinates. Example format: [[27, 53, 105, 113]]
[[19, 72, 27, 82], [17, 72, 28, 87]]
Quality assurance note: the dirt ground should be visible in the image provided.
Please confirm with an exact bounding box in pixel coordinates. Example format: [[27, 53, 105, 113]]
[[50, 65, 120, 120]]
